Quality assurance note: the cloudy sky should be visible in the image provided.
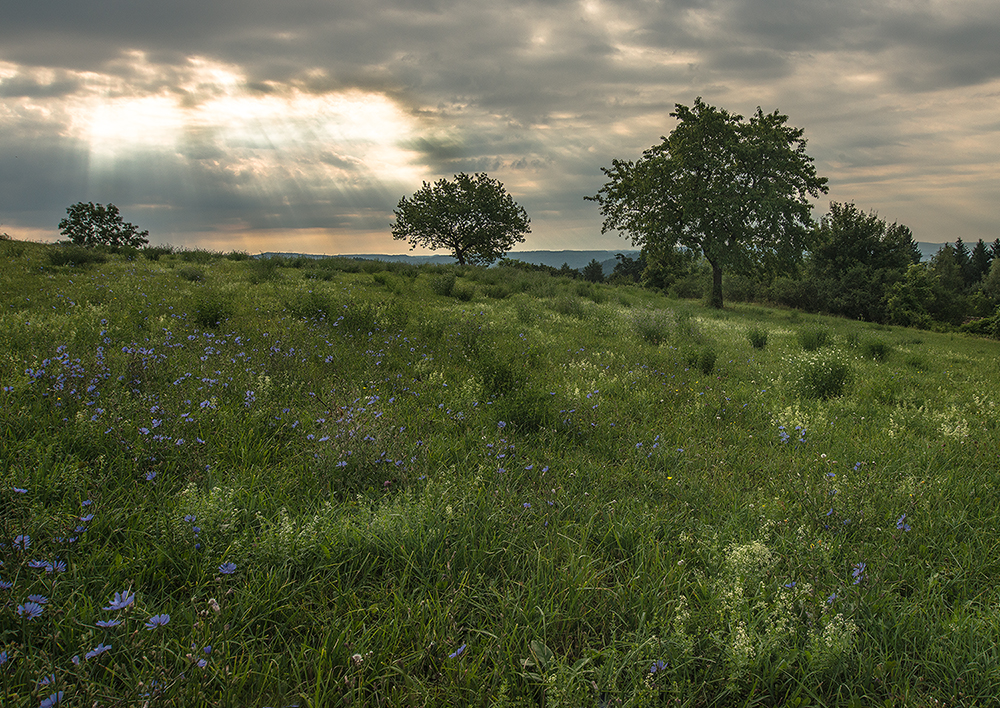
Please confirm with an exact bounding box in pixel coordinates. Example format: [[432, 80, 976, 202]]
[[2, 0, 998, 255]]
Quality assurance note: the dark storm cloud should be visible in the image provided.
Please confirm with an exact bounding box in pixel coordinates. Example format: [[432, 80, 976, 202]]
[[2, 0, 999, 249]]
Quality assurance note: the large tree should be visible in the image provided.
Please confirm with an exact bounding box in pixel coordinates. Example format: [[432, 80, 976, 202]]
[[807, 202, 920, 322], [588, 98, 828, 308], [59, 202, 149, 248], [391, 173, 530, 266]]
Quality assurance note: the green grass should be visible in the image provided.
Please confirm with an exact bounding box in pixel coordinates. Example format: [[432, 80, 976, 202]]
[[2, 241, 1000, 706]]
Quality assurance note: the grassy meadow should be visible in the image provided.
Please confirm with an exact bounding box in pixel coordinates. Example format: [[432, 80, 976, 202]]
[[2, 240, 1000, 707]]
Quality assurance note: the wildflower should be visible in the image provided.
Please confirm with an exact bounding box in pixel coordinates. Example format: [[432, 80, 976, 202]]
[[103, 590, 135, 611], [144, 613, 170, 630], [96, 619, 122, 628], [38, 673, 55, 687], [0, 650, 8, 666], [0, 579, 13, 589], [650, 659, 667, 673], [522, 502, 531, 509], [17, 601, 44, 619], [79, 514, 94, 523], [13, 487, 27, 494], [184, 515, 197, 523], [145, 471, 157, 481], [448, 643, 467, 658], [29, 560, 51, 570], [783, 582, 796, 589], [27, 594, 48, 604], [851, 562, 866, 585], [218, 562, 237, 575], [13, 534, 30, 551], [49, 560, 67, 573], [85, 643, 111, 660], [81, 499, 93, 506], [40, 692, 64, 708], [896, 514, 911, 532]]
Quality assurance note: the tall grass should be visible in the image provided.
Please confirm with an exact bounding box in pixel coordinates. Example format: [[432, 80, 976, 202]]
[[2, 245, 1000, 706]]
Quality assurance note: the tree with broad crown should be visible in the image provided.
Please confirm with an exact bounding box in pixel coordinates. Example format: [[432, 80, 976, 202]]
[[391, 173, 530, 266], [58, 202, 149, 248], [587, 98, 828, 308]]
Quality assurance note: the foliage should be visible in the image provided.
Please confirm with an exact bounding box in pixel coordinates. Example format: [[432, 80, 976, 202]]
[[608, 252, 645, 284], [806, 202, 920, 322], [747, 327, 768, 349], [797, 325, 830, 351], [58, 201, 149, 248], [631, 308, 673, 345], [686, 345, 717, 375], [862, 339, 892, 362], [589, 97, 828, 308], [191, 287, 235, 328], [790, 348, 852, 399], [429, 273, 457, 297], [391, 172, 530, 265], [47, 244, 109, 267], [581, 259, 605, 283]]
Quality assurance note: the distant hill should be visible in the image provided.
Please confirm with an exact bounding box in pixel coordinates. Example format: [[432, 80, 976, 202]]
[[263, 244, 947, 271], [261, 249, 641, 274]]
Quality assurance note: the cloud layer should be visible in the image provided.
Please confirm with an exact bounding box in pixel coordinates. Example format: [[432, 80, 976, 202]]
[[2, 0, 998, 252]]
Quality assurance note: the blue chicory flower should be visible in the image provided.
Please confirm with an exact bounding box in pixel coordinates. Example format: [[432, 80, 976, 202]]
[[448, 643, 467, 658], [40, 692, 64, 708], [103, 590, 135, 611], [144, 613, 170, 630], [85, 643, 111, 660], [17, 601, 44, 619]]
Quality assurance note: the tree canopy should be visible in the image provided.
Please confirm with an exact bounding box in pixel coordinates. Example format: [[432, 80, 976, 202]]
[[58, 202, 149, 248], [588, 98, 828, 308], [391, 173, 530, 266], [806, 202, 920, 322]]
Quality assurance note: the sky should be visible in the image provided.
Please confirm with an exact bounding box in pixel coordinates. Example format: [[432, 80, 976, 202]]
[[2, 0, 998, 256]]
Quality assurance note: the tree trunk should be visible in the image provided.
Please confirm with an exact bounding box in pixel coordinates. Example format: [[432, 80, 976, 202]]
[[709, 260, 724, 309]]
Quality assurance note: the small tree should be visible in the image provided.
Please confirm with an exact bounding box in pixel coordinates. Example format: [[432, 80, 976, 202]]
[[391, 173, 530, 266], [58, 202, 149, 248], [581, 259, 605, 283]]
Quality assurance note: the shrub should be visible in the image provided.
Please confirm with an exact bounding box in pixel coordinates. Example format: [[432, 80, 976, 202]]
[[552, 296, 586, 319], [747, 327, 768, 349], [179, 248, 217, 264], [632, 309, 672, 345], [191, 289, 234, 328], [793, 350, 851, 399], [177, 266, 205, 282], [797, 326, 830, 351], [482, 283, 512, 299], [225, 250, 250, 261], [285, 290, 333, 321], [248, 257, 280, 283], [142, 245, 175, 261], [452, 283, 475, 301], [429, 273, 457, 297], [48, 245, 108, 267], [863, 339, 892, 362], [686, 346, 717, 375]]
